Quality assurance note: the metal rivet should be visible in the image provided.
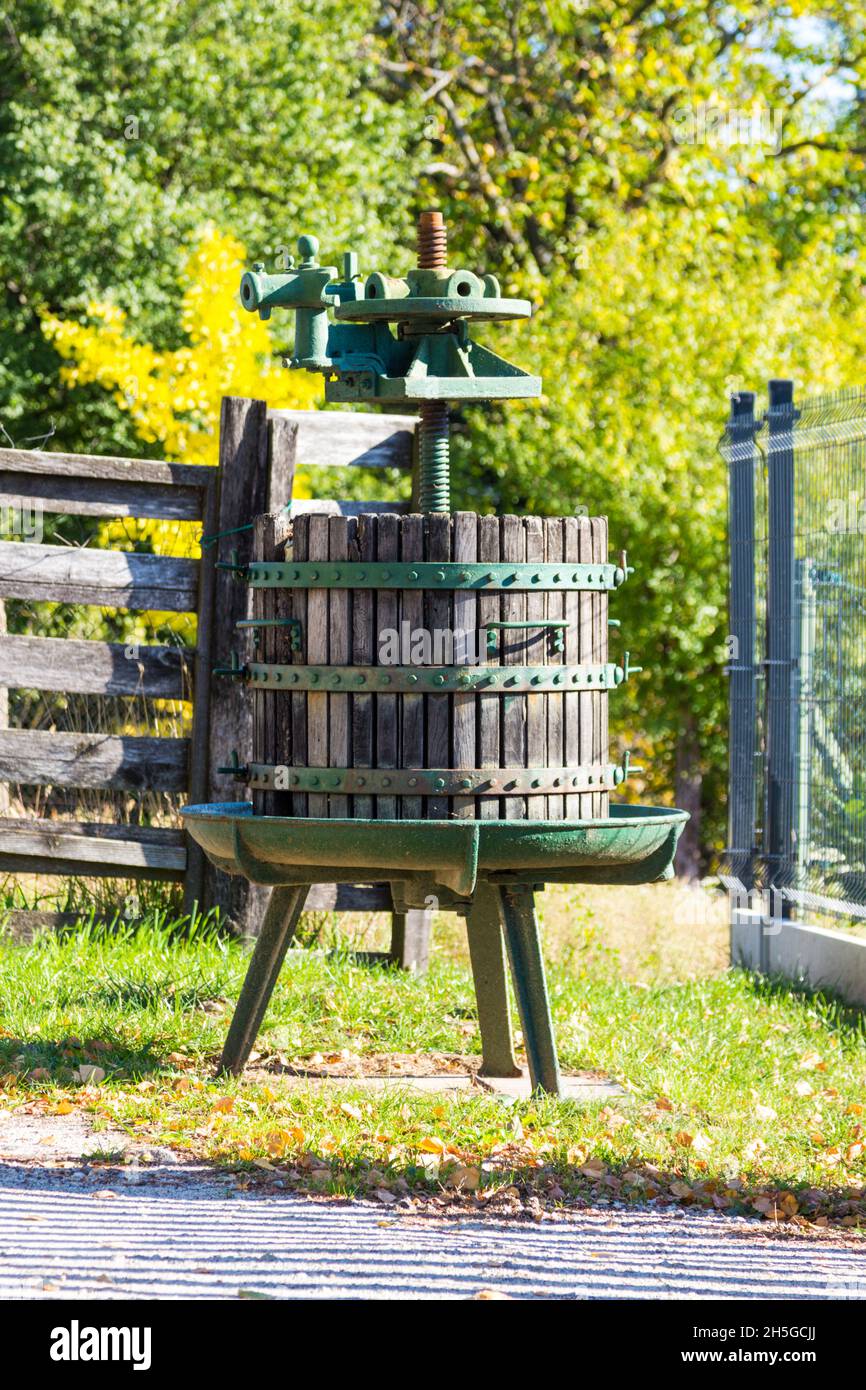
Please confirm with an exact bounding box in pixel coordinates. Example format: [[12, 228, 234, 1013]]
[[310, 570, 319, 580], [333, 569, 341, 580], [331, 674, 341, 685], [553, 777, 561, 787], [459, 673, 471, 687], [274, 672, 282, 683], [572, 572, 579, 582], [434, 778, 445, 790], [553, 673, 562, 684], [460, 778, 472, 789], [407, 673, 418, 684], [435, 570, 446, 582], [409, 777, 418, 787], [289, 672, 298, 683], [382, 777, 391, 787], [460, 570, 470, 581], [380, 674, 391, 685], [291, 569, 300, 580], [382, 570, 391, 581], [572, 776, 579, 786], [357, 776, 366, 787], [310, 672, 319, 684], [531, 675, 541, 685], [434, 674, 446, 686], [532, 572, 541, 583], [358, 571, 366, 581], [309, 775, 319, 786], [553, 572, 561, 582], [408, 570, 419, 581], [355, 674, 365, 685], [531, 778, 540, 788]]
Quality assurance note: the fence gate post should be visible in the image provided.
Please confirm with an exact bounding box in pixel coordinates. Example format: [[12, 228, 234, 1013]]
[[726, 391, 759, 903], [764, 378, 799, 966], [204, 397, 298, 933]]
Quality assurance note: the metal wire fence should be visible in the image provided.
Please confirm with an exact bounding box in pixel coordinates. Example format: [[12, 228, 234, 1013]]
[[723, 382, 866, 928]]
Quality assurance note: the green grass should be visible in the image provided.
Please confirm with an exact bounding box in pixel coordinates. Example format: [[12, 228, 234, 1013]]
[[0, 909, 864, 1226]]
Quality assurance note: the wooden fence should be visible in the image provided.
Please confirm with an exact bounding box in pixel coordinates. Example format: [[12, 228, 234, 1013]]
[[0, 398, 424, 956]]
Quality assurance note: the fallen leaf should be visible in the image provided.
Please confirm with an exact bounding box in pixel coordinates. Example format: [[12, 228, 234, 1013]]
[[754, 1104, 777, 1122], [794, 1080, 814, 1098], [375, 1188, 398, 1205], [212, 1097, 234, 1114], [446, 1164, 481, 1191], [418, 1136, 447, 1154], [340, 1103, 362, 1121], [669, 1180, 692, 1198], [578, 1158, 606, 1178]]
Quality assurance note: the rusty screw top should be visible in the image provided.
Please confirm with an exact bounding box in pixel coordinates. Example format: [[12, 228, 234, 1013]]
[[417, 209, 447, 270]]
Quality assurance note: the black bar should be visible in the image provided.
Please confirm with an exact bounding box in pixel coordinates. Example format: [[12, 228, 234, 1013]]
[[764, 379, 799, 962], [726, 391, 758, 893]]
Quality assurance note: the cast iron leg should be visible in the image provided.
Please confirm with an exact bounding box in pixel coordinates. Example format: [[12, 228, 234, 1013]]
[[498, 885, 562, 1096], [218, 885, 307, 1077], [465, 883, 522, 1077]]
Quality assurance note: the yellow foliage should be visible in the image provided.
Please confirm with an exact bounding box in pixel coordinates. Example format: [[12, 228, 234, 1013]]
[[41, 225, 319, 469]]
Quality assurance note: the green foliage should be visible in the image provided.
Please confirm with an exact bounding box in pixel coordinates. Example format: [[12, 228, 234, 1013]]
[[0, 0, 416, 452], [6, 0, 866, 860]]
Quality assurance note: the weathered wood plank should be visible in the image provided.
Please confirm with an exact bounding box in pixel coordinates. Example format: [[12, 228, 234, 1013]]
[[564, 516, 581, 819], [0, 634, 191, 698], [267, 410, 416, 470], [375, 513, 400, 819], [592, 516, 609, 817], [350, 513, 376, 820], [306, 514, 330, 817], [0, 447, 214, 491], [525, 516, 546, 821], [0, 541, 198, 611], [425, 513, 451, 818], [452, 512, 477, 819], [252, 511, 293, 817], [303, 882, 393, 912], [328, 516, 351, 817], [478, 514, 501, 821], [290, 499, 408, 516], [0, 730, 188, 791], [577, 516, 594, 820], [399, 514, 424, 819], [184, 470, 219, 913], [501, 515, 526, 819], [0, 822, 186, 871], [290, 514, 309, 817], [545, 517, 565, 820], [0, 474, 202, 521]]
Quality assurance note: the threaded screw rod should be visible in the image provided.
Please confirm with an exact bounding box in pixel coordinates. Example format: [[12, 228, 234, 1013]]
[[415, 210, 451, 512], [417, 400, 451, 512]]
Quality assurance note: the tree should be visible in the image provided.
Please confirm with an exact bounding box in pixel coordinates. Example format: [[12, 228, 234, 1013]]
[[1, 0, 416, 456], [370, 0, 866, 871]]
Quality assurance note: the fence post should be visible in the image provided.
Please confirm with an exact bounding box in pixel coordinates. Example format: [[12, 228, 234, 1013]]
[[204, 398, 298, 933], [726, 391, 758, 899], [764, 378, 799, 966]]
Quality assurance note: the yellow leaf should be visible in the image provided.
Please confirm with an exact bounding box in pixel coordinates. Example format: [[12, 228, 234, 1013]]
[[847, 1103, 864, 1116], [578, 1158, 606, 1178], [418, 1136, 447, 1154], [674, 1130, 694, 1148], [212, 1097, 234, 1114], [51, 1101, 75, 1116]]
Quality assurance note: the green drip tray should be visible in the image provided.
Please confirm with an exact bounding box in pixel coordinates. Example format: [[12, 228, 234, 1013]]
[[182, 802, 688, 898]]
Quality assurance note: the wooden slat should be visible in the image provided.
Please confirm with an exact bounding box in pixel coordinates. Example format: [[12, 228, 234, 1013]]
[[303, 883, 393, 912], [525, 516, 546, 821], [564, 517, 581, 819], [0, 820, 186, 871], [306, 514, 330, 817], [267, 410, 416, 470], [0, 447, 214, 491], [252, 511, 292, 817], [452, 513, 477, 819], [290, 514, 309, 816], [291, 499, 408, 516], [0, 634, 191, 698], [375, 513, 399, 818], [501, 515, 526, 819], [328, 516, 351, 817], [0, 474, 202, 520], [0, 541, 198, 611], [399, 515, 424, 819], [478, 515, 501, 821], [592, 516, 609, 817], [545, 517, 565, 820], [577, 516, 594, 819], [351, 514, 376, 820], [0, 730, 188, 791], [425, 513, 451, 818]]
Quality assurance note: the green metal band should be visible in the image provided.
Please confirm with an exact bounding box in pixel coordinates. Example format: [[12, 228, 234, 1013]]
[[244, 662, 626, 692], [246, 561, 627, 591], [244, 763, 625, 795]]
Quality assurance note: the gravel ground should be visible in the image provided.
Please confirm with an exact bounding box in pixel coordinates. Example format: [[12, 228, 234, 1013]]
[[0, 1163, 864, 1301]]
